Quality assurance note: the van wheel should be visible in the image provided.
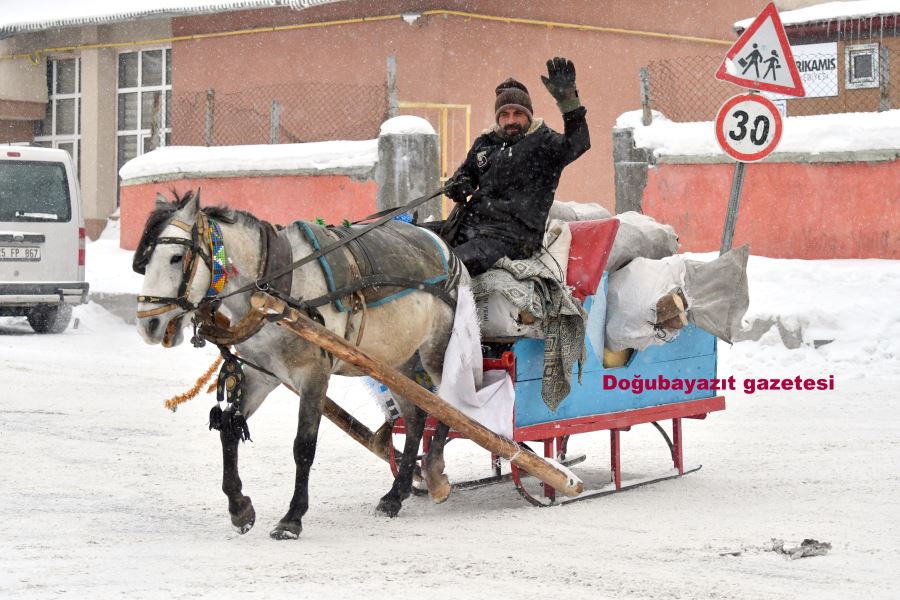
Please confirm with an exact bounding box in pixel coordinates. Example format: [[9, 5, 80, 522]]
[[27, 303, 73, 334]]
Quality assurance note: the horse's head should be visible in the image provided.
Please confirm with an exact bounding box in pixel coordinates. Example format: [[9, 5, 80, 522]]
[[134, 191, 213, 347]]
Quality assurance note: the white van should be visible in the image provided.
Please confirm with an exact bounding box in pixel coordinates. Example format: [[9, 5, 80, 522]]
[[0, 145, 89, 333]]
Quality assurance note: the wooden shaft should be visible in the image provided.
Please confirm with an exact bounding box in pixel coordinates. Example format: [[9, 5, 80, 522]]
[[251, 292, 584, 497], [278, 383, 393, 463], [322, 396, 392, 462]]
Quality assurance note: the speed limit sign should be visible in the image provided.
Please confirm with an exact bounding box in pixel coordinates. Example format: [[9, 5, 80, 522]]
[[715, 93, 783, 162]]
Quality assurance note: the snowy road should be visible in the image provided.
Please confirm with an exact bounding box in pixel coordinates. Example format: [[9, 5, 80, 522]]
[[2, 259, 900, 599]]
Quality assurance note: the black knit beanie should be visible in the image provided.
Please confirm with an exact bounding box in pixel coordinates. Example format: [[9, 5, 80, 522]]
[[494, 78, 533, 121]]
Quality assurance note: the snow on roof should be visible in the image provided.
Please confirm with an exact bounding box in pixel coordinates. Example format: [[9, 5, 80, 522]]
[[118, 139, 377, 183], [735, 1, 900, 31], [615, 108, 900, 159], [0, 0, 343, 35]]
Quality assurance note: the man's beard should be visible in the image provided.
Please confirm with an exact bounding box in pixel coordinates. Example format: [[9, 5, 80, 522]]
[[501, 123, 526, 142]]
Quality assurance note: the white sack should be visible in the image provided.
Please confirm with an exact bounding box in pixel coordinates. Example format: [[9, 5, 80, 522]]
[[606, 256, 687, 351], [548, 201, 612, 222], [607, 212, 680, 272]]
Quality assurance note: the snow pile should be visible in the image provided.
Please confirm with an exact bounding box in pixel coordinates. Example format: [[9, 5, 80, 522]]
[[673, 252, 900, 380], [379, 115, 436, 136], [737, 255, 900, 378], [736, 0, 899, 29], [616, 109, 900, 157], [118, 139, 378, 182]]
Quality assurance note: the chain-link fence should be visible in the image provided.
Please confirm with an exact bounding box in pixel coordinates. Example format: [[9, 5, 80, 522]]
[[169, 81, 389, 146], [644, 45, 897, 122]]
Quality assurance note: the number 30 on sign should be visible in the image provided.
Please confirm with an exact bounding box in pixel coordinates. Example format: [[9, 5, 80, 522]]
[[715, 93, 783, 162]]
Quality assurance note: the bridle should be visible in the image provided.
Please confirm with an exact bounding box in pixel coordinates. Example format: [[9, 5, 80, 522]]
[[135, 212, 214, 319]]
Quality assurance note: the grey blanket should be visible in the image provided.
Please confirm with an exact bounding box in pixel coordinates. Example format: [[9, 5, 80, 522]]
[[472, 256, 587, 411]]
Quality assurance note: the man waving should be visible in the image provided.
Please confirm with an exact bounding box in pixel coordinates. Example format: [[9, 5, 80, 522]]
[[427, 57, 591, 276]]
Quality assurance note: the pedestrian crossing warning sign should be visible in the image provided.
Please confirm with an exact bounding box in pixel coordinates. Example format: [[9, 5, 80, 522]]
[[715, 2, 806, 97]]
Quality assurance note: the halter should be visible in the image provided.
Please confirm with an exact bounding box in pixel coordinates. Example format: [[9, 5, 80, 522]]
[[135, 212, 216, 319]]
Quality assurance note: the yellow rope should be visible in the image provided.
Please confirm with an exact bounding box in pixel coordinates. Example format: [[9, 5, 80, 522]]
[[164, 355, 222, 412]]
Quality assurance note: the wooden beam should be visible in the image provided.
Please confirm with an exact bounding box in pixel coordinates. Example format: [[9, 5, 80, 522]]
[[251, 292, 584, 498]]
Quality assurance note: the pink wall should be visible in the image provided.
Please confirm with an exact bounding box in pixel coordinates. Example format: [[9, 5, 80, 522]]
[[119, 175, 377, 250], [642, 161, 900, 259], [172, 0, 768, 212]]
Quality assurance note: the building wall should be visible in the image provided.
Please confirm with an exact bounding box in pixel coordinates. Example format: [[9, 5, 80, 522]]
[[641, 159, 900, 259], [119, 174, 378, 250], [170, 0, 768, 210]]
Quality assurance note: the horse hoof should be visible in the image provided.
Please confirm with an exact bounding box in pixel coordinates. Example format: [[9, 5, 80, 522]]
[[269, 522, 302, 540], [427, 473, 451, 504], [230, 500, 256, 534], [376, 496, 402, 518]]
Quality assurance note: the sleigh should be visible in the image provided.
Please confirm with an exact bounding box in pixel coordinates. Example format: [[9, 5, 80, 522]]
[[253, 217, 725, 506]]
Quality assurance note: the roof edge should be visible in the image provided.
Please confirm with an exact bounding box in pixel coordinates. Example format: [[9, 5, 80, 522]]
[[0, 1, 342, 36]]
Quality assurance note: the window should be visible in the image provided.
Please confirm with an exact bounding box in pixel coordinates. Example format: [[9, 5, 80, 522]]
[[33, 58, 81, 177], [117, 48, 172, 174], [0, 161, 71, 223], [845, 43, 880, 90]]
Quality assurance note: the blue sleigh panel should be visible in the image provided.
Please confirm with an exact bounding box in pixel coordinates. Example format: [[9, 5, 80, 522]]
[[511, 286, 718, 429]]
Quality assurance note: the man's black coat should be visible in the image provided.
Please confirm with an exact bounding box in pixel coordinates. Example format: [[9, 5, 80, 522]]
[[446, 106, 590, 258]]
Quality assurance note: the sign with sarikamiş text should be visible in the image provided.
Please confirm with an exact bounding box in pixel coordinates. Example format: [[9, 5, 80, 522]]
[[764, 42, 838, 101], [716, 2, 806, 97]]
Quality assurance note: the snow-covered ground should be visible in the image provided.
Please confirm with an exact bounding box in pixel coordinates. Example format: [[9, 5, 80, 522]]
[[2, 232, 899, 599]]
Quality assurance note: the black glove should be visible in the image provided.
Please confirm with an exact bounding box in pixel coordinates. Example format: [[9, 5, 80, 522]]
[[447, 177, 476, 203], [541, 56, 581, 113]]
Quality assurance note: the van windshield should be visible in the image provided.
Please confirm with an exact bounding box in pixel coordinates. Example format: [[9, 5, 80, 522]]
[[0, 160, 72, 223]]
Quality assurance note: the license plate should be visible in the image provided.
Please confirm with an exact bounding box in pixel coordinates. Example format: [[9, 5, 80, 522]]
[[0, 246, 41, 261]]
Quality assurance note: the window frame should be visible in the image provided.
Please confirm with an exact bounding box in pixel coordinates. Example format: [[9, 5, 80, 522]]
[[33, 57, 82, 177], [116, 47, 172, 174], [845, 43, 880, 90]]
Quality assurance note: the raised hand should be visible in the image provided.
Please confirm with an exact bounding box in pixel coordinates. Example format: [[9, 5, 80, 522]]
[[541, 57, 581, 113]]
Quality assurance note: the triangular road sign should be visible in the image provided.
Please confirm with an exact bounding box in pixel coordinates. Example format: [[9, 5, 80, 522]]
[[715, 2, 806, 97]]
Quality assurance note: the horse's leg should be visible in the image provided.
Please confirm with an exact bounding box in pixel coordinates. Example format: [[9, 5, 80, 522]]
[[423, 421, 452, 504], [270, 369, 327, 540], [376, 402, 426, 517], [221, 368, 279, 534], [417, 326, 455, 504]]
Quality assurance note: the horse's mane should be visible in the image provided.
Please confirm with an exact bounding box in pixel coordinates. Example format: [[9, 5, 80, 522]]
[[132, 189, 263, 274]]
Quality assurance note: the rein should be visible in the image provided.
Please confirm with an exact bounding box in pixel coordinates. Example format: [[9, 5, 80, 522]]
[[213, 185, 451, 305], [136, 184, 454, 337]]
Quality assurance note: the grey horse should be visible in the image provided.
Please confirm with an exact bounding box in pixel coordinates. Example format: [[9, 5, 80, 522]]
[[134, 192, 459, 539]]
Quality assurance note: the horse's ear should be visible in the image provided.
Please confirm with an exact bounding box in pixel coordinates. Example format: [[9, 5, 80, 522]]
[[182, 193, 201, 218], [155, 193, 168, 209]]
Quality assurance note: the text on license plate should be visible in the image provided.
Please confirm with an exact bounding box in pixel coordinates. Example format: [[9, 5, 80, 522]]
[[0, 246, 41, 261]]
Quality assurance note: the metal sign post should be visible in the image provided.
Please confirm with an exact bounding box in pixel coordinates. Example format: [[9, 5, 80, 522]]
[[714, 92, 783, 254], [720, 162, 746, 255], [713, 2, 804, 255]]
